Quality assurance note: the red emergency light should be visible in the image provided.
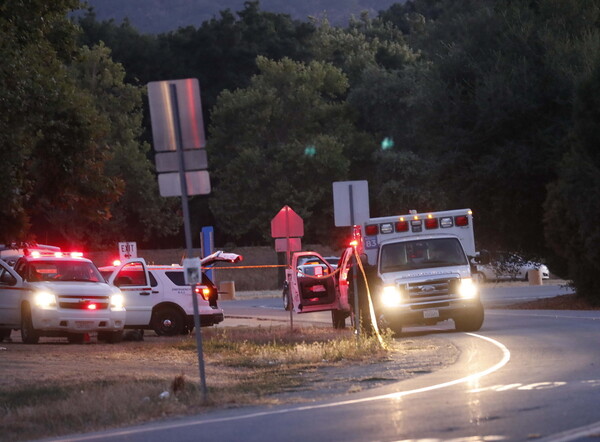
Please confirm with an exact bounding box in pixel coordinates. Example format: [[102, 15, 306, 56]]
[[87, 303, 97, 310], [424, 217, 439, 229], [455, 215, 469, 227], [395, 220, 409, 232], [365, 225, 378, 236]]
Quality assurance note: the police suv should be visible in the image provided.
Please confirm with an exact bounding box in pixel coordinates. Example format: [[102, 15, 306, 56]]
[[99, 251, 242, 336], [0, 247, 126, 344]]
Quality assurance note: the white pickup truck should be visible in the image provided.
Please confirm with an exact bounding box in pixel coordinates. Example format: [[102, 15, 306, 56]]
[[0, 250, 126, 344], [99, 251, 242, 336]]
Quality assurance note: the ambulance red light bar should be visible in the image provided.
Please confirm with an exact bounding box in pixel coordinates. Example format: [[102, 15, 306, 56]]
[[365, 224, 379, 236], [395, 220, 409, 232], [455, 215, 469, 227], [424, 216, 439, 229]]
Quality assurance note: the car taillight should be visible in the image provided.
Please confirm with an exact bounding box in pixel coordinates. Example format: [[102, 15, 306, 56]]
[[455, 215, 469, 227], [365, 224, 378, 236], [87, 303, 97, 310], [395, 220, 409, 232], [425, 217, 439, 229], [195, 285, 214, 301]]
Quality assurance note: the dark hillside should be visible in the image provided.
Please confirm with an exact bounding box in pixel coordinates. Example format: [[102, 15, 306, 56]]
[[82, 0, 406, 33]]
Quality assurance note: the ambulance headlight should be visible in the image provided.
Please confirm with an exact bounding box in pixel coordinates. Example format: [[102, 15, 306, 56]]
[[381, 285, 403, 307], [459, 278, 477, 299], [34, 291, 57, 309], [110, 293, 125, 310]]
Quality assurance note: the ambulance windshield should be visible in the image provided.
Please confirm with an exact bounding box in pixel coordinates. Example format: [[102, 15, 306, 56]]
[[379, 238, 467, 273]]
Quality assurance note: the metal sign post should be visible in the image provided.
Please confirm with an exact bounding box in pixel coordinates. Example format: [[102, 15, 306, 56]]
[[332, 180, 370, 336], [170, 83, 207, 402], [148, 78, 210, 402], [271, 206, 304, 331]]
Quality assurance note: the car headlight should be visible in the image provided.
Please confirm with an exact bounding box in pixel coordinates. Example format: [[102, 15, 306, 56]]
[[110, 293, 125, 310], [459, 278, 477, 299], [34, 291, 57, 309], [381, 285, 403, 307]]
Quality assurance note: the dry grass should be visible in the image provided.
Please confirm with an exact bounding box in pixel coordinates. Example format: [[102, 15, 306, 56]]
[[0, 327, 392, 441]]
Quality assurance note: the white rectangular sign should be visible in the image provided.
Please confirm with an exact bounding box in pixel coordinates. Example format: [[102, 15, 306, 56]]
[[147, 79, 206, 152], [158, 170, 211, 197], [333, 180, 370, 227], [183, 257, 202, 285], [118, 242, 137, 261]]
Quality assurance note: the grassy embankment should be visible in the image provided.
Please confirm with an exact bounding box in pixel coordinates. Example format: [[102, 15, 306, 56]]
[[0, 327, 393, 441]]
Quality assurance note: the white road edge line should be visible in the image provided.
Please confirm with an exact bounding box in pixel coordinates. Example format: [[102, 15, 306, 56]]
[[537, 421, 600, 442], [60, 332, 511, 441]]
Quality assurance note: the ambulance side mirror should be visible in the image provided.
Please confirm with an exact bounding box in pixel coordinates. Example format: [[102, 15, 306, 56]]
[[474, 250, 491, 265]]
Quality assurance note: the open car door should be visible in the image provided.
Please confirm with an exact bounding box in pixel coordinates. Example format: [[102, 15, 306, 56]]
[[107, 258, 152, 327], [285, 251, 351, 328]]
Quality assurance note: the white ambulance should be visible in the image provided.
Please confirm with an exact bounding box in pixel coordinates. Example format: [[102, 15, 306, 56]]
[[358, 208, 484, 334], [0, 248, 126, 344], [99, 251, 242, 336]]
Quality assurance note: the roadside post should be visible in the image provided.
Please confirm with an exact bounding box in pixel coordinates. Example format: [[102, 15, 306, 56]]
[[200, 226, 214, 281], [147, 78, 209, 402], [271, 206, 304, 330], [333, 181, 370, 336]]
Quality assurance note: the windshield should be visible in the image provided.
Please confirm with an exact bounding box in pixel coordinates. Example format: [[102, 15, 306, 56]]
[[379, 238, 467, 273], [25, 260, 104, 283]]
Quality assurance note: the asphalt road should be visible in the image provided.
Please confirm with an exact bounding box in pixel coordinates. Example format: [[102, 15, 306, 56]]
[[53, 284, 600, 442]]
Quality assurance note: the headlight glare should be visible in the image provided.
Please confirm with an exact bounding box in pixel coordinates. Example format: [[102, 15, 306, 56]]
[[111, 293, 125, 309], [381, 285, 402, 307], [459, 278, 477, 299], [34, 291, 56, 308]]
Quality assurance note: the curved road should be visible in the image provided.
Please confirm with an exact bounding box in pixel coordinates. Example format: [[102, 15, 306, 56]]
[[55, 285, 600, 442]]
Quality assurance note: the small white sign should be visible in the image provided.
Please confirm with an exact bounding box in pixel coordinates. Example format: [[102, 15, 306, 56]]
[[183, 257, 202, 285], [333, 180, 370, 227], [118, 242, 137, 261]]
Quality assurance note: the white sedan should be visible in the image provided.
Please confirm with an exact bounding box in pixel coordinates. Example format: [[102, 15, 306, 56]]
[[474, 252, 550, 282]]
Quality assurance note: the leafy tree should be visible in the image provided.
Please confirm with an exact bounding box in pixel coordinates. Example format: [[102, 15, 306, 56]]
[[0, 0, 122, 245], [78, 2, 317, 124], [0, 1, 179, 248], [544, 56, 600, 302], [69, 43, 180, 246], [208, 56, 361, 243], [375, 0, 600, 257]]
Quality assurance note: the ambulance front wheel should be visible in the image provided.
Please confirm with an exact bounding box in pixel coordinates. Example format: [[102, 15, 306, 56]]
[[453, 302, 484, 332]]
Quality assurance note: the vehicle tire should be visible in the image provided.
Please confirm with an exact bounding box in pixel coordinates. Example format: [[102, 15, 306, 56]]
[[20, 303, 39, 344], [151, 306, 185, 336], [0, 328, 11, 341], [67, 333, 86, 344], [331, 310, 347, 329], [282, 282, 291, 311], [454, 302, 485, 332], [98, 330, 124, 343]]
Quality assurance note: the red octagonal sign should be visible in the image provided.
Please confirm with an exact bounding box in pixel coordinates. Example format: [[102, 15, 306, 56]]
[[271, 205, 304, 238]]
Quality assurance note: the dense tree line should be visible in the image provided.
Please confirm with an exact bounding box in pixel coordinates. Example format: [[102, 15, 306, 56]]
[[2, 0, 600, 302]]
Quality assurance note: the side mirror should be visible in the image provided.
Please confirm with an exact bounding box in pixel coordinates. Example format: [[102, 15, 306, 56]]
[[475, 250, 491, 265]]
